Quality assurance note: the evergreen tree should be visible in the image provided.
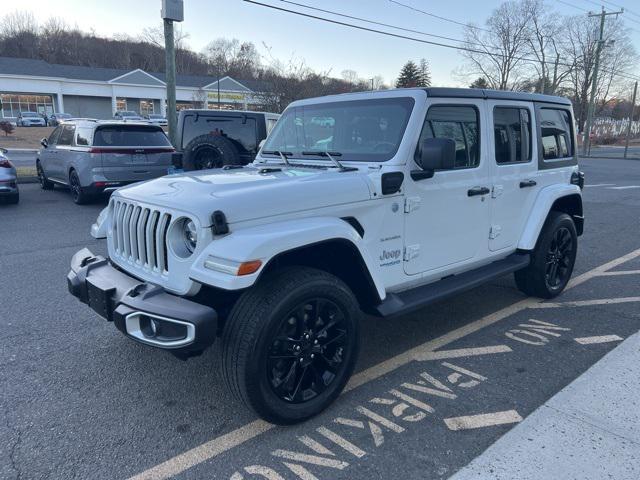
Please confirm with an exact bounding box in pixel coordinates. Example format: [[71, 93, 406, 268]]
[[396, 61, 421, 88], [418, 58, 432, 87], [470, 77, 489, 89]]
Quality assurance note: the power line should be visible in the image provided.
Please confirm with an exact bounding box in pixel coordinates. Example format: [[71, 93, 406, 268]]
[[387, 0, 491, 33], [557, 0, 590, 13], [243, 0, 640, 82], [598, 0, 640, 19], [277, 0, 503, 53]]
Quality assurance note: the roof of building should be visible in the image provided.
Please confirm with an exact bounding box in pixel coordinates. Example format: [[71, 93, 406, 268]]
[[0, 56, 267, 92]]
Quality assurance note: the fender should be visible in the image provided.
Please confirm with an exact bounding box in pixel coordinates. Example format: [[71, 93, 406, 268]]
[[518, 184, 582, 251], [189, 216, 386, 299]]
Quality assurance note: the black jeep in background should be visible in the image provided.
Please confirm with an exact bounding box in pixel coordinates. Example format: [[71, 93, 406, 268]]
[[175, 110, 280, 170]]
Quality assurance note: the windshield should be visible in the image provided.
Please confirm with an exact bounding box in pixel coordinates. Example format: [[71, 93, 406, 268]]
[[149, 114, 163, 119], [119, 111, 138, 117], [94, 126, 172, 147], [22, 112, 39, 117], [262, 97, 415, 162]]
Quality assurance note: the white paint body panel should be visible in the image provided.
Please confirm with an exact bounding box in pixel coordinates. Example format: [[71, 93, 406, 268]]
[[98, 88, 582, 299]]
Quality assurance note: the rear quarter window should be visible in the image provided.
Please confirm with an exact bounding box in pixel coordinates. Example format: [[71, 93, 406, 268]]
[[93, 126, 171, 147]]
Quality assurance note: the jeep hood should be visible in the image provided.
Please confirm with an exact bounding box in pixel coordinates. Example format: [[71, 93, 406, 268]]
[[114, 165, 373, 225]]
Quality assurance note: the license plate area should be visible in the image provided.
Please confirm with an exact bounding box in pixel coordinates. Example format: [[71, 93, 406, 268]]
[[86, 278, 115, 321]]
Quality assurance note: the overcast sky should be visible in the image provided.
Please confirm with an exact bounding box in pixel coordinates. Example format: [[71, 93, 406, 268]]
[[14, 0, 640, 86]]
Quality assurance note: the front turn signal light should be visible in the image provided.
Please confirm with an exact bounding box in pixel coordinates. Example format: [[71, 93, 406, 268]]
[[237, 260, 262, 276]]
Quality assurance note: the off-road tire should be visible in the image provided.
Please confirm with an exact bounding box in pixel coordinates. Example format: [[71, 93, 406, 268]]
[[182, 134, 240, 171], [37, 161, 54, 190], [515, 211, 577, 299], [221, 267, 361, 425]]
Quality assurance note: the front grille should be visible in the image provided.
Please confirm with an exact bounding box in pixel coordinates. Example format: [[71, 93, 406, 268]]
[[111, 200, 172, 273]]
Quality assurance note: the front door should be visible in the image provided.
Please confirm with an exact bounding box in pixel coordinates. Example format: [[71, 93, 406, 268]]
[[487, 101, 539, 251], [404, 101, 491, 276]]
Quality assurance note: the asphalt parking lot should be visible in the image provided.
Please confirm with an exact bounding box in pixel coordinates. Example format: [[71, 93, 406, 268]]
[[1, 157, 639, 480]]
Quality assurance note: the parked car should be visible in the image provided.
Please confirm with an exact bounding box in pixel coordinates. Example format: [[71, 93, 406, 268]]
[[114, 111, 144, 122], [144, 113, 168, 127], [70, 88, 585, 424], [36, 120, 174, 204], [0, 148, 19, 204], [17, 111, 46, 127], [48, 113, 73, 126], [173, 109, 280, 170]]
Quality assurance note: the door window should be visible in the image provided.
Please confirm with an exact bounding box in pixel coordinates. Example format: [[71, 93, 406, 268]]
[[57, 125, 76, 146], [540, 108, 573, 160], [47, 126, 63, 145], [494, 107, 531, 164], [417, 105, 480, 169]]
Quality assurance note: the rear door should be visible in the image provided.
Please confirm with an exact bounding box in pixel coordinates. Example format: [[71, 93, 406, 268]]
[[487, 101, 539, 251], [94, 125, 174, 181], [403, 100, 491, 275]]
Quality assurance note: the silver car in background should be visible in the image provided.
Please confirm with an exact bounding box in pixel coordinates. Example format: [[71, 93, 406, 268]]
[[36, 120, 175, 204], [17, 112, 46, 127], [113, 111, 145, 122], [144, 113, 168, 127], [0, 148, 19, 204]]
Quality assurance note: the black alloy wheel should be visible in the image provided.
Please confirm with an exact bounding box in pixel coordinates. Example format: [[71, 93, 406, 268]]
[[545, 226, 573, 289], [267, 298, 348, 404]]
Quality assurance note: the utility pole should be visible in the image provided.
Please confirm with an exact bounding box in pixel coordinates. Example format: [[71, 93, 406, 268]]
[[582, 7, 624, 156], [161, 0, 184, 147], [624, 81, 637, 159]]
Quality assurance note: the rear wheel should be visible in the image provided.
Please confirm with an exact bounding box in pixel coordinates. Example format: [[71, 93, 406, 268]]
[[515, 211, 577, 298], [69, 170, 91, 205], [221, 267, 361, 425], [37, 161, 54, 190]]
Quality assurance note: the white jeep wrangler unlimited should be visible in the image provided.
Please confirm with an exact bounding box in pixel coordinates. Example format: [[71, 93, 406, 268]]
[[68, 88, 584, 424]]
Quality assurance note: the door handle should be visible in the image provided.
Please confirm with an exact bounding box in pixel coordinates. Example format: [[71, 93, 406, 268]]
[[467, 186, 491, 197], [519, 180, 537, 188]]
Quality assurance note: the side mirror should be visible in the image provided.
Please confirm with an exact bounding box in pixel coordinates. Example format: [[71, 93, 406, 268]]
[[40, 138, 48, 148], [413, 138, 456, 180]]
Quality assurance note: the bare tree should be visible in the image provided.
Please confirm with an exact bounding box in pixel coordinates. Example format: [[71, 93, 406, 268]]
[[461, 0, 534, 90], [524, 0, 574, 94]]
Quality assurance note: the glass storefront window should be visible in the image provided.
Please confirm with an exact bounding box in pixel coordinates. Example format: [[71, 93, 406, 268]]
[[116, 98, 127, 111], [1, 93, 55, 118], [140, 100, 154, 116]]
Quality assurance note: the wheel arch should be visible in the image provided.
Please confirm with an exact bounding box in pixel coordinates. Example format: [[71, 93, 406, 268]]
[[518, 184, 583, 251], [259, 238, 382, 308], [189, 217, 385, 307]]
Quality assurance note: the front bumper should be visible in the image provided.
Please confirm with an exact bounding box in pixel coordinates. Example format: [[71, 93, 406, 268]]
[[67, 248, 217, 356]]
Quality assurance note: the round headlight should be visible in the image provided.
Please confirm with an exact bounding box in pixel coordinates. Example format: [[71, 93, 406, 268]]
[[183, 220, 197, 253]]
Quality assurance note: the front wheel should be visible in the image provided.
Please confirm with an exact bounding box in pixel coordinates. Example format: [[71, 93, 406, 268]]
[[221, 267, 361, 425], [515, 211, 577, 299]]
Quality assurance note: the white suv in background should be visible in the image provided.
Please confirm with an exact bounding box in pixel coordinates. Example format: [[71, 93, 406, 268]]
[[69, 88, 584, 425]]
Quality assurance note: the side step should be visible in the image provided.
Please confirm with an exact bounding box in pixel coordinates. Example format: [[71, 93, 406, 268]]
[[373, 253, 530, 318]]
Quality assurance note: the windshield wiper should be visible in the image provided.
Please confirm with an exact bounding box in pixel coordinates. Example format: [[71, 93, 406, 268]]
[[302, 151, 353, 171], [261, 150, 292, 167]]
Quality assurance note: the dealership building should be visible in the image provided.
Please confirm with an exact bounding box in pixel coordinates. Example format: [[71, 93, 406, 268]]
[[0, 56, 270, 120]]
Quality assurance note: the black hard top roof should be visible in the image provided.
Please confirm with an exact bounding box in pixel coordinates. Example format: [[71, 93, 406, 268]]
[[423, 87, 572, 106]]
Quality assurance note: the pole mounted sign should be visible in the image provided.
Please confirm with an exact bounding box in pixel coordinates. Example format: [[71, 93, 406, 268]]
[[162, 0, 184, 22]]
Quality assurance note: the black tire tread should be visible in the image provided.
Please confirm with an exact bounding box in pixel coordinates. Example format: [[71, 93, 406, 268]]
[[515, 211, 576, 299], [182, 134, 240, 171], [220, 267, 357, 422], [37, 161, 54, 190]]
